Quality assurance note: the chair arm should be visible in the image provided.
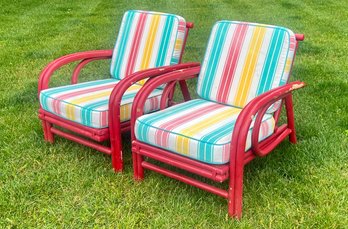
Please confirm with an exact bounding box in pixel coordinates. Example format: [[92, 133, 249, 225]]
[[231, 81, 306, 158], [108, 63, 200, 143], [129, 65, 201, 139], [38, 49, 113, 96]]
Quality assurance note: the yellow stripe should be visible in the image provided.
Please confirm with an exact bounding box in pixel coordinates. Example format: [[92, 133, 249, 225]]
[[234, 27, 266, 106], [175, 108, 240, 154], [120, 104, 131, 122], [68, 91, 112, 106], [127, 83, 142, 91], [140, 15, 161, 70], [138, 79, 146, 86], [174, 38, 183, 50], [66, 104, 75, 120], [137, 15, 161, 86], [65, 90, 111, 120], [65, 84, 139, 120], [285, 58, 292, 73], [64, 83, 141, 120]]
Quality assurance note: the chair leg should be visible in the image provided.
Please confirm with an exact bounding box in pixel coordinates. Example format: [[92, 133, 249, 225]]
[[228, 145, 245, 219], [110, 128, 124, 172], [285, 94, 297, 144], [111, 147, 123, 172], [228, 168, 244, 219], [42, 120, 54, 143], [132, 150, 138, 178], [136, 153, 144, 180]]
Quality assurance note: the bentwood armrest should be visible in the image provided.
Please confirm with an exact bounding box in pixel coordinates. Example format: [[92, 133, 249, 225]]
[[38, 49, 113, 95], [232, 81, 306, 158]]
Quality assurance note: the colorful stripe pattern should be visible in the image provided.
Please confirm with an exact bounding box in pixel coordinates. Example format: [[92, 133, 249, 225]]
[[110, 10, 186, 85], [197, 21, 296, 109], [135, 99, 275, 164], [40, 79, 163, 128]]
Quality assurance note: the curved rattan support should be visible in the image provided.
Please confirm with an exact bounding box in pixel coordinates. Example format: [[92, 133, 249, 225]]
[[109, 62, 200, 171], [228, 81, 305, 218], [38, 49, 113, 96], [71, 57, 111, 84]]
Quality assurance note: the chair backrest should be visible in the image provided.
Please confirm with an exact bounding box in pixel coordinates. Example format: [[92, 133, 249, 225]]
[[197, 21, 296, 109], [110, 10, 186, 83]]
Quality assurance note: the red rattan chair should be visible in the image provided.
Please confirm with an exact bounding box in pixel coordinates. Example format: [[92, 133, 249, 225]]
[[131, 21, 305, 219], [38, 10, 198, 172]]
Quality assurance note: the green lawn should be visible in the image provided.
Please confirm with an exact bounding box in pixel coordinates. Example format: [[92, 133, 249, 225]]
[[1, 0, 347, 227]]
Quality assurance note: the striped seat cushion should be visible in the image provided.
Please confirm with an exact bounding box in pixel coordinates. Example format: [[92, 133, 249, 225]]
[[110, 10, 186, 85], [40, 79, 163, 128], [135, 99, 275, 164], [197, 21, 296, 110]]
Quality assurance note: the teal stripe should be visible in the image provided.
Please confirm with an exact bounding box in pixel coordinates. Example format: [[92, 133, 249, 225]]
[[137, 99, 206, 142], [138, 99, 205, 129], [40, 79, 116, 110], [170, 17, 183, 65], [111, 11, 135, 79], [198, 118, 236, 162], [81, 89, 141, 126], [40, 94, 50, 111], [256, 29, 285, 95], [156, 16, 174, 66], [198, 113, 272, 163], [262, 30, 285, 92], [198, 22, 230, 99], [279, 78, 287, 85], [82, 99, 109, 126], [138, 99, 205, 141], [170, 56, 179, 64]]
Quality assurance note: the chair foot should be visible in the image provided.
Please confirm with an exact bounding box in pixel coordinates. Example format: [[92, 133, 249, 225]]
[[132, 152, 144, 180], [111, 154, 124, 173], [228, 155, 244, 220], [289, 132, 297, 144], [228, 187, 243, 220], [136, 154, 144, 179], [110, 137, 124, 172], [228, 199, 242, 220], [289, 126, 297, 144], [132, 151, 138, 178], [113, 167, 123, 173], [134, 175, 144, 181], [42, 120, 54, 143]]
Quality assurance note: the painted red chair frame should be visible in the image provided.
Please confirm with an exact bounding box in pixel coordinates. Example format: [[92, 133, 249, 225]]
[[38, 23, 198, 172], [131, 34, 305, 219]]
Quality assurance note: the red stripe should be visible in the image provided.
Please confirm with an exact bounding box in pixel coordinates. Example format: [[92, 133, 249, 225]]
[[154, 102, 223, 146], [101, 110, 107, 127], [125, 13, 147, 76], [152, 97, 159, 110], [143, 96, 160, 114], [178, 20, 186, 30], [261, 120, 270, 137], [222, 144, 230, 163], [289, 36, 296, 49], [52, 82, 118, 114], [216, 24, 248, 103]]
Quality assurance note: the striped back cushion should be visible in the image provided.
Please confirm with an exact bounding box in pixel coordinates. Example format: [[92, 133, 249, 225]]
[[197, 21, 296, 109], [110, 10, 186, 83]]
